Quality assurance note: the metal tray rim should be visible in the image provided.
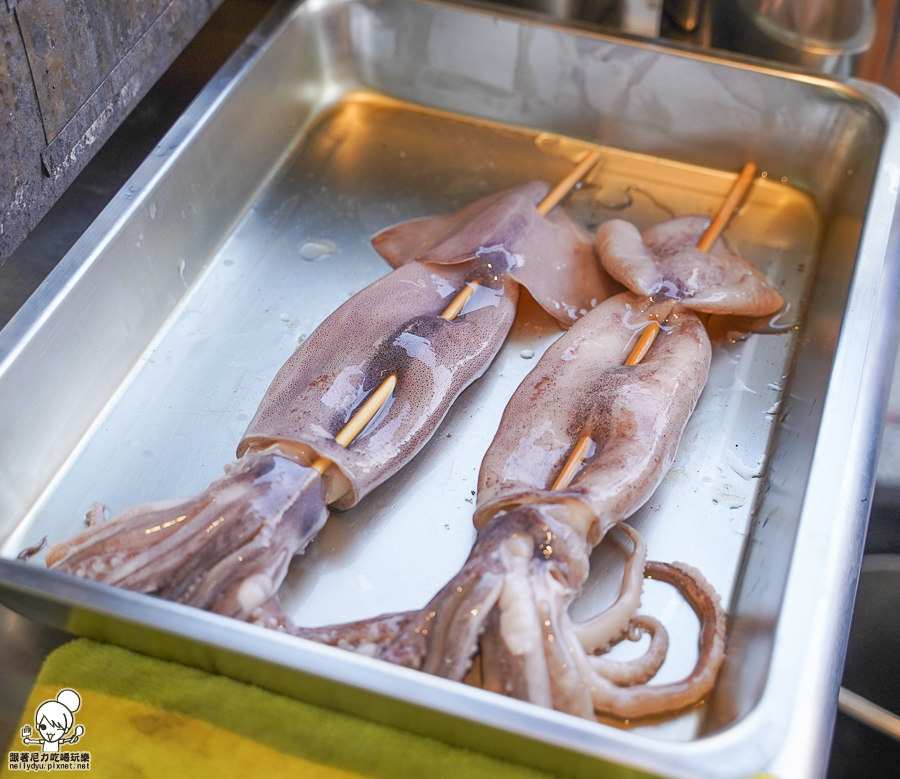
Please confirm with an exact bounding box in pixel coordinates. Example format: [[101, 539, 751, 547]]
[[0, 559, 821, 778]]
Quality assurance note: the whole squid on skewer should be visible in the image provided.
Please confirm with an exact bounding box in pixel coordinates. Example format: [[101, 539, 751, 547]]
[[444, 164, 785, 717], [45, 253, 517, 619], [438, 164, 785, 718], [463, 292, 721, 718], [288, 163, 786, 721], [43, 154, 619, 622]]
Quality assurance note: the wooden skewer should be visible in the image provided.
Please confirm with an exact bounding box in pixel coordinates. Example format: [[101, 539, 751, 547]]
[[551, 433, 593, 490], [625, 321, 661, 366], [440, 281, 480, 321], [311, 154, 601, 477], [625, 320, 662, 367], [623, 299, 676, 366], [697, 162, 756, 253], [310, 286, 465, 476], [334, 375, 397, 447], [537, 151, 600, 217], [622, 162, 757, 367]]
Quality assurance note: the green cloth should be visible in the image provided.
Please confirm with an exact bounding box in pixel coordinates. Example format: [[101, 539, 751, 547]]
[[5, 638, 777, 779], [1, 639, 581, 778]]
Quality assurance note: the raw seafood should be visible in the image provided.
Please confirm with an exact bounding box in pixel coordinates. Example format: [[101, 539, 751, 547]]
[[264, 190, 792, 721], [44, 180, 614, 619], [374, 181, 622, 327], [46, 448, 328, 619], [238, 251, 519, 509], [463, 292, 724, 718], [475, 292, 710, 542], [595, 216, 783, 316]]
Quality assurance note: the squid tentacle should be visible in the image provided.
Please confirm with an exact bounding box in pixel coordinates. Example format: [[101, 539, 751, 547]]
[[380, 514, 545, 676], [480, 550, 594, 718], [571, 523, 646, 654], [570, 560, 726, 719], [378, 505, 589, 681], [47, 448, 328, 620], [380, 564, 505, 675], [586, 615, 669, 687], [292, 611, 419, 658]]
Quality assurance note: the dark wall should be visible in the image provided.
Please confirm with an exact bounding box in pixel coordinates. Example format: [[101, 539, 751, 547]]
[[0, 0, 225, 262]]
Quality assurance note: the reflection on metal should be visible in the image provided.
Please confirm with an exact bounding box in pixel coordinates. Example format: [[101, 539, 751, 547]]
[[708, 0, 876, 75], [665, 0, 707, 32], [489, 0, 664, 37], [855, 0, 900, 92], [490, 0, 621, 26]]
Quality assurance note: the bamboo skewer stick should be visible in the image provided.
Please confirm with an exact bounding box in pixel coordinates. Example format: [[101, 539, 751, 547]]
[[310, 284, 466, 476], [697, 163, 756, 253], [624, 319, 663, 367], [551, 434, 593, 490], [622, 162, 757, 367], [333, 375, 397, 448], [311, 153, 601, 478], [440, 281, 480, 321], [537, 151, 600, 217]]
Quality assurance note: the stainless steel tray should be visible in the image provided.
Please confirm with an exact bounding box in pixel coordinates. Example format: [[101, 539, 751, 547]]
[[2, 0, 900, 776]]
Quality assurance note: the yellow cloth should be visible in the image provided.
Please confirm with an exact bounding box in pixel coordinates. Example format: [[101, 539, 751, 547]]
[[1, 639, 631, 779], [4, 639, 778, 779]]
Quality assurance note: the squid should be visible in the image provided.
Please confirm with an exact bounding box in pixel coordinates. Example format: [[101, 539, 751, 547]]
[[284, 207, 785, 721], [374, 180, 620, 325], [43, 181, 618, 621]]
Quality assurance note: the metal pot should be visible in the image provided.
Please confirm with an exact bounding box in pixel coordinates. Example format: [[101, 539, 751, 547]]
[[710, 0, 876, 74]]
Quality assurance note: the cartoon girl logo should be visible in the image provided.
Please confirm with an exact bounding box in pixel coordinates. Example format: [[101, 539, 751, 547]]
[[20, 688, 85, 753]]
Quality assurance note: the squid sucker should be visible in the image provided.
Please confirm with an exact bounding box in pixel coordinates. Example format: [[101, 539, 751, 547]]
[[43, 181, 615, 621], [286, 291, 728, 721]]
